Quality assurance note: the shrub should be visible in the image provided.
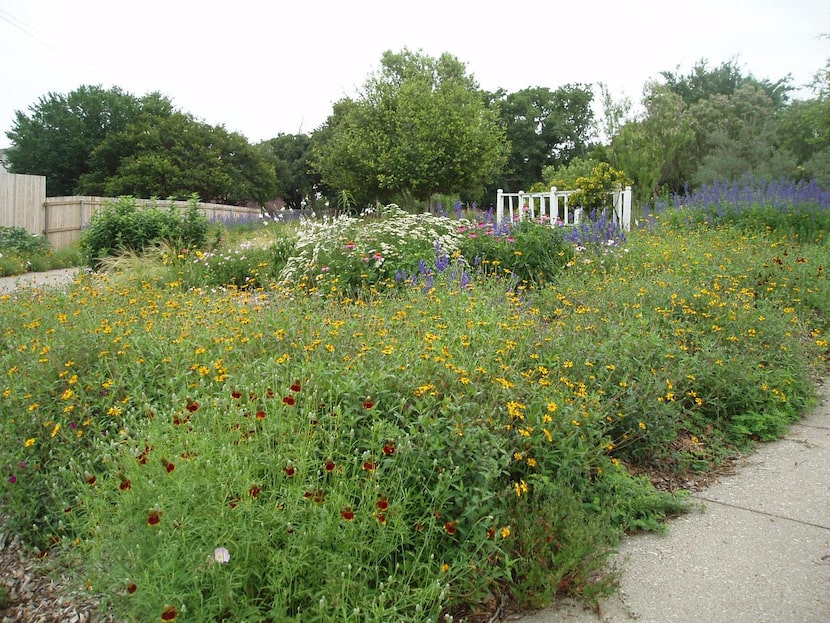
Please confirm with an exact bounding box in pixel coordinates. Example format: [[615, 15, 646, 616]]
[[79, 195, 211, 268], [0, 226, 52, 257], [457, 219, 574, 285]]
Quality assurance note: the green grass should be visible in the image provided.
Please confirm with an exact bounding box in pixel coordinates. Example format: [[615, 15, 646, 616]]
[[0, 208, 827, 622]]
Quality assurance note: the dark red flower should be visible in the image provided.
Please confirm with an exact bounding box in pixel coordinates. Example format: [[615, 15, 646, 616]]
[[185, 401, 199, 413], [86, 475, 97, 486], [231, 390, 242, 399], [147, 510, 162, 526], [179, 451, 197, 460], [341, 507, 355, 521], [290, 382, 302, 392], [283, 465, 296, 477], [376, 496, 389, 512], [161, 605, 178, 621], [266, 388, 275, 398], [126, 583, 138, 595], [137, 446, 151, 465], [119, 478, 132, 491], [161, 459, 175, 473], [282, 396, 296, 406], [362, 399, 375, 409], [248, 484, 261, 499], [414, 522, 424, 532], [362, 461, 377, 472], [324, 459, 335, 473], [382, 443, 396, 456], [486, 527, 496, 540], [376, 513, 387, 525], [229, 497, 240, 509], [255, 410, 266, 420], [444, 521, 457, 535]]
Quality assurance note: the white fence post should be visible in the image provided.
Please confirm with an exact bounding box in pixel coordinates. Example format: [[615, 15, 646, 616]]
[[622, 185, 632, 230], [496, 188, 504, 224]]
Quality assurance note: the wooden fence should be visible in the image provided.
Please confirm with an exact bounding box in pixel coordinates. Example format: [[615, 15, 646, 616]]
[[41, 196, 263, 250], [0, 171, 46, 235]]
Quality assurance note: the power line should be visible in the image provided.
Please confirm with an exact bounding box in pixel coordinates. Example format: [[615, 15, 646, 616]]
[[0, 7, 109, 83]]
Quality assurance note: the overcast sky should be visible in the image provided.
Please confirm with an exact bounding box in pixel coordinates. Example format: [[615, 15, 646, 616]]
[[1, 0, 828, 147]]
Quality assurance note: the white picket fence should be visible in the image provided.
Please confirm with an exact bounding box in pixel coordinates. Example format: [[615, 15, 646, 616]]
[[496, 186, 632, 231]]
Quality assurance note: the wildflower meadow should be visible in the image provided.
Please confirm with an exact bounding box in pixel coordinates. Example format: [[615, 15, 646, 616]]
[[0, 191, 828, 622]]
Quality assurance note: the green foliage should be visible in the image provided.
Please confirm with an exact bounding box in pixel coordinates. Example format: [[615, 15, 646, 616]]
[[535, 156, 602, 193], [457, 219, 574, 285], [1, 200, 828, 621], [487, 85, 596, 194], [257, 133, 314, 210], [0, 226, 52, 257], [4, 86, 171, 196], [568, 163, 630, 211], [78, 195, 211, 267], [77, 112, 276, 205], [311, 48, 507, 206]]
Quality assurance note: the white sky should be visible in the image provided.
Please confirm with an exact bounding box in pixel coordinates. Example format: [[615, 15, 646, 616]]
[[1, 0, 828, 147]]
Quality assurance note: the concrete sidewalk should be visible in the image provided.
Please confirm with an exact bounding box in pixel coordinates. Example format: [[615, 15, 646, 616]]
[[518, 379, 830, 623], [0, 268, 80, 294]]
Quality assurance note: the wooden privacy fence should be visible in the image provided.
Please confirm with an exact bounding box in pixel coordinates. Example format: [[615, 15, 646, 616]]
[[496, 186, 633, 231], [0, 171, 46, 235], [42, 196, 263, 250]]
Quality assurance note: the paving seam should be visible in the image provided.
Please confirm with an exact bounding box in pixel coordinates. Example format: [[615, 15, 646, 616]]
[[690, 494, 830, 531]]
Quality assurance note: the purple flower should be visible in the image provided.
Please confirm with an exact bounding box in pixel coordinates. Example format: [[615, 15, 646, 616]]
[[8, 475, 17, 484]]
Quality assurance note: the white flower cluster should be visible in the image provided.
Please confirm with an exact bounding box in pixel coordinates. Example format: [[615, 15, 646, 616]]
[[278, 206, 470, 286]]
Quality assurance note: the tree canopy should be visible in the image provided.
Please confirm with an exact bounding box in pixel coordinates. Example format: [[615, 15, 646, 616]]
[[311, 48, 507, 207], [76, 111, 276, 205], [487, 85, 595, 194], [257, 133, 315, 210], [4, 85, 166, 196]]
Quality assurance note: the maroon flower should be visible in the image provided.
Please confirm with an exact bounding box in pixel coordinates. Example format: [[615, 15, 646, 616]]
[[119, 478, 132, 491], [324, 459, 336, 473], [86, 475, 97, 486], [255, 410, 266, 420], [283, 465, 296, 477], [376, 496, 389, 512], [161, 605, 178, 621], [126, 582, 137, 595], [362, 399, 375, 410], [147, 510, 162, 526], [341, 507, 355, 521], [282, 396, 296, 406], [248, 484, 261, 499], [290, 381, 302, 393], [382, 443, 396, 456], [231, 390, 242, 399], [186, 401, 199, 413], [444, 521, 457, 535], [161, 459, 175, 474], [362, 461, 377, 472], [376, 513, 387, 525]]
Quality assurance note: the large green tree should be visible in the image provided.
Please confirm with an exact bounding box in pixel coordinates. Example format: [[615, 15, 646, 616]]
[[607, 60, 798, 201], [487, 85, 595, 193], [311, 48, 507, 207], [257, 133, 314, 210], [4, 85, 169, 196], [76, 112, 276, 205]]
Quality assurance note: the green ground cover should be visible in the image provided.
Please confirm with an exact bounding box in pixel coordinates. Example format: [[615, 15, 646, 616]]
[[0, 203, 827, 622]]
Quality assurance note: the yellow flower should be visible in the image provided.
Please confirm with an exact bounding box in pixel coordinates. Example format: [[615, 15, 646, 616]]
[[500, 526, 511, 538], [24, 438, 36, 448], [51, 423, 61, 438]]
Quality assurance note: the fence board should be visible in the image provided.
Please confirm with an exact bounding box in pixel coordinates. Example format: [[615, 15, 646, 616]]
[[0, 171, 46, 235]]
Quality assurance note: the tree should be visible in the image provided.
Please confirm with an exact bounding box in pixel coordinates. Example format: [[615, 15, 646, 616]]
[[311, 48, 507, 207], [4, 85, 169, 196], [487, 85, 595, 193], [257, 133, 314, 210], [76, 112, 276, 205]]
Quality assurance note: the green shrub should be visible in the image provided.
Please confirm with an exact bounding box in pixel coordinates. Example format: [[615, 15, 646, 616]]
[[0, 226, 52, 257], [79, 195, 211, 268], [458, 219, 574, 285]]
